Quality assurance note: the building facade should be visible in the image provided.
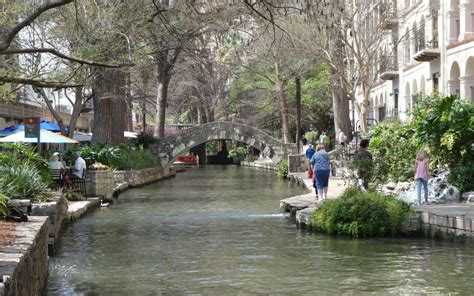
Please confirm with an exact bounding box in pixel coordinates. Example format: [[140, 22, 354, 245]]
[[359, 0, 474, 125]]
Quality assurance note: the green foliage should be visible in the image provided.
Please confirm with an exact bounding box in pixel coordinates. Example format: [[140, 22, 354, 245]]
[[0, 143, 52, 184], [311, 188, 410, 238], [0, 192, 28, 222], [369, 95, 474, 190], [412, 94, 474, 169], [448, 162, 474, 192], [245, 155, 257, 162], [206, 141, 219, 155], [63, 187, 83, 201], [0, 163, 51, 201], [0, 193, 9, 218], [132, 132, 158, 149], [75, 144, 157, 170], [110, 145, 157, 170], [228, 146, 246, 162], [277, 160, 289, 178], [305, 131, 319, 146], [369, 120, 420, 183]]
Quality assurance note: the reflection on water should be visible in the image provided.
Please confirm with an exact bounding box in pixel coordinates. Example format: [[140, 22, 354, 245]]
[[48, 166, 474, 295]]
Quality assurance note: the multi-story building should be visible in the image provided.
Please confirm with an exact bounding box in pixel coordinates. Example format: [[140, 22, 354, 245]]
[[359, 0, 474, 125]]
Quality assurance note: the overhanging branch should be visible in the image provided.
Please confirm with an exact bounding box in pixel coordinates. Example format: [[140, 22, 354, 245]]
[[0, 76, 83, 89], [0, 0, 74, 52], [1, 48, 134, 68]]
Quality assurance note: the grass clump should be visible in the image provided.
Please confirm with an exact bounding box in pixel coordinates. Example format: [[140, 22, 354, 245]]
[[310, 188, 410, 238]]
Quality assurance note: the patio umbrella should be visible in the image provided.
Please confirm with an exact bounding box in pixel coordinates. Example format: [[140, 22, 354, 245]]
[[15, 120, 61, 132], [0, 129, 78, 144]]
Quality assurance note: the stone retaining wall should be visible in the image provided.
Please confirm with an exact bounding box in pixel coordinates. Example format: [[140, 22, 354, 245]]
[[31, 196, 68, 246], [86, 170, 114, 200], [402, 210, 474, 241], [87, 167, 176, 199], [240, 161, 277, 171], [0, 216, 49, 296]]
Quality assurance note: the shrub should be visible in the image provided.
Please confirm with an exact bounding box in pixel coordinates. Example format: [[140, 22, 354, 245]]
[[305, 131, 319, 146], [369, 120, 420, 183], [448, 161, 474, 192], [0, 163, 51, 201], [228, 146, 247, 163], [0, 143, 52, 184], [110, 146, 157, 170], [73, 144, 157, 170], [277, 160, 288, 178], [0, 193, 8, 217], [310, 188, 410, 238], [132, 132, 158, 148]]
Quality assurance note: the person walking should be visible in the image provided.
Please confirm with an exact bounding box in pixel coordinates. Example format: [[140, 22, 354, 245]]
[[414, 149, 430, 205], [322, 131, 330, 150], [305, 144, 316, 179], [310, 144, 331, 200], [354, 139, 373, 191], [338, 129, 347, 156]]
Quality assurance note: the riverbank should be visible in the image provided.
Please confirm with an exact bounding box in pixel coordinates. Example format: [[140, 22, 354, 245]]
[[281, 172, 474, 242], [0, 166, 176, 296]]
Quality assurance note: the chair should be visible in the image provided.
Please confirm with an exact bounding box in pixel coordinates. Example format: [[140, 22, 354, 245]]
[[50, 169, 63, 188], [71, 169, 87, 198]]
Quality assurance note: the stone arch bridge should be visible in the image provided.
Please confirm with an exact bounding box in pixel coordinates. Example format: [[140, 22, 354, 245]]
[[150, 121, 297, 169]]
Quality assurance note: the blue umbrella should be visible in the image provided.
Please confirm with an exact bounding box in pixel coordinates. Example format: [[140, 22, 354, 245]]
[[15, 120, 61, 132], [0, 125, 19, 134]]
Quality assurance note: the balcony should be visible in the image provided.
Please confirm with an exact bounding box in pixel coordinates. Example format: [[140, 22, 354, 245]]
[[379, 55, 399, 81], [380, 70, 399, 80], [413, 40, 440, 62]]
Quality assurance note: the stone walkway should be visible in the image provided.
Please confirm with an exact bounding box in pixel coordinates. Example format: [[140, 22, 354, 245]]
[[282, 172, 474, 240], [280, 172, 348, 216]]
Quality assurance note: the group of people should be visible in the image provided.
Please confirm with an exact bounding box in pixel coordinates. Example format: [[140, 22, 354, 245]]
[[304, 131, 431, 204], [49, 151, 86, 186]]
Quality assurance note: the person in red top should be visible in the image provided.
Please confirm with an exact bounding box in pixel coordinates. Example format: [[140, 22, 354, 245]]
[[414, 149, 430, 205]]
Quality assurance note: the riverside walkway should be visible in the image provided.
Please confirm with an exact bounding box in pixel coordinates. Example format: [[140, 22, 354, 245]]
[[280, 172, 474, 240], [280, 172, 348, 219]]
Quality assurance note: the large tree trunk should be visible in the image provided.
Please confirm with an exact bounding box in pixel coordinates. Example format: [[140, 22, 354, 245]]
[[275, 61, 291, 143], [153, 47, 181, 138], [154, 71, 170, 138], [295, 75, 302, 152], [331, 73, 353, 141], [92, 68, 127, 145]]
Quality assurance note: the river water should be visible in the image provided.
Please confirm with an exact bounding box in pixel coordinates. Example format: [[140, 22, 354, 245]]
[[48, 166, 474, 295]]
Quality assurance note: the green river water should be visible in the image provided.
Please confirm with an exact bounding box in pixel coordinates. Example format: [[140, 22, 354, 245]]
[[48, 166, 474, 295]]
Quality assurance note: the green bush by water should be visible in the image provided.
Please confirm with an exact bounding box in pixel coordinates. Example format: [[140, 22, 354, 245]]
[[310, 188, 410, 238], [277, 160, 288, 178]]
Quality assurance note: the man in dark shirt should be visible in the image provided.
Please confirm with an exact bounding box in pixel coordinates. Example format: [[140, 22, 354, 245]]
[[355, 139, 373, 191]]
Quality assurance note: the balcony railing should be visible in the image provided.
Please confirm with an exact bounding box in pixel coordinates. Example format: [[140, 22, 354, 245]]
[[413, 38, 440, 62], [379, 54, 399, 80]]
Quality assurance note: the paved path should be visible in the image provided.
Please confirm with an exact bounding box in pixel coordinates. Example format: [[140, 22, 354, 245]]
[[281, 173, 348, 215]]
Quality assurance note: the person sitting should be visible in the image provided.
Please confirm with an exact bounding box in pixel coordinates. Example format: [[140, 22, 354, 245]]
[[49, 152, 65, 170], [65, 152, 86, 186], [50, 152, 69, 187]]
